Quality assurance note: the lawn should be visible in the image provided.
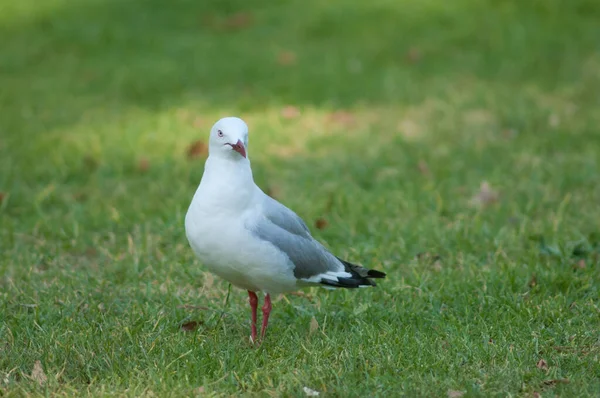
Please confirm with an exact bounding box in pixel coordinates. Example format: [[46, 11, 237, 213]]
[[1, 0, 600, 396]]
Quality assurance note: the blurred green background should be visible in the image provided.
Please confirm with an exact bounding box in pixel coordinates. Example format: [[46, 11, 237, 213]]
[[1, 0, 599, 396]]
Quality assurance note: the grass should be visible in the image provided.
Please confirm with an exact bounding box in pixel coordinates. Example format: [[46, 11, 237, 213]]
[[1, 0, 600, 396]]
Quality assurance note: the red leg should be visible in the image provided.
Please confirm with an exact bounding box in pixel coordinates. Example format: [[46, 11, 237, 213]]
[[248, 291, 258, 343], [260, 293, 272, 340]]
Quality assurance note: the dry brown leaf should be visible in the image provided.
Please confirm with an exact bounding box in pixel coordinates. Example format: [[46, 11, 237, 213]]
[[266, 185, 281, 199], [315, 218, 328, 230], [543, 378, 570, 386], [0, 192, 5, 204], [277, 51, 297, 66], [193, 116, 206, 129], [418, 160, 430, 176], [138, 158, 150, 172], [471, 181, 500, 207], [72, 191, 87, 202], [187, 140, 208, 159], [326, 110, 355, 127], [82, 155, 99, 171], [195, 386, 206, 394], [289, 291, 313, 301], [573, 259, 586, 269], [406, 47, 422, 63], [31, 360, 47, 386], [281, 106, 300, 119], [223, 12, 254, 30], [528, 274, 538, 288], [502, 129, 518, 139], [180, 320, 201, 332], [537, 359, 549, 371], [447, 390, 465, 398], [309, 316, 319, 335], [469, 181, 499, 207], [531, 392, 541, 398]]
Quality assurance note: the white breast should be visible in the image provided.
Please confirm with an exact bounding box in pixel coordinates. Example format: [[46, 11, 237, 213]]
[[185, 158, 298, 294]]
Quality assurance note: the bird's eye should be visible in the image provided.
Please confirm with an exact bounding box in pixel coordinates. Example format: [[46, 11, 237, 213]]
[[217, 130, 224, 137]]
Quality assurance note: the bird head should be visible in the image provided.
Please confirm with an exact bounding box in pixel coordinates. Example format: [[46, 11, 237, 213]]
[[208, 117, 249, 160]]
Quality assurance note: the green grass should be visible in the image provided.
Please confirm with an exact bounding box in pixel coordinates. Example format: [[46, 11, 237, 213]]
[[1, 0, 600, 396]]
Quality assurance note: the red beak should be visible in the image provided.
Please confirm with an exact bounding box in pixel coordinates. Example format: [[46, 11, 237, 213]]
[[229, 140, 247, 158]]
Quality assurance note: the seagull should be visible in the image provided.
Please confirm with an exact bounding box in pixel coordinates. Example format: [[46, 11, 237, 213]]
[[185, 117, 386, 343]]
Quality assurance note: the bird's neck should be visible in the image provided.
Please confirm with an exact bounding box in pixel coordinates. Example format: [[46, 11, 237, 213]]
[[192, 156, 256, 213]]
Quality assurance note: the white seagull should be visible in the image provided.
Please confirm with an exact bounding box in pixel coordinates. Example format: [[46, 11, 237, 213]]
[[185, 117, 386, 342]]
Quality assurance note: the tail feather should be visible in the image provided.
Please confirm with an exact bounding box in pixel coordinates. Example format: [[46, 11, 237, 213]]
[[318, 257, 386, 289]]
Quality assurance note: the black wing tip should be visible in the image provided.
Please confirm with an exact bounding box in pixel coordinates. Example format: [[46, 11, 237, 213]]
[[316, 257, 386, 289], [367, 269, 386, 279]]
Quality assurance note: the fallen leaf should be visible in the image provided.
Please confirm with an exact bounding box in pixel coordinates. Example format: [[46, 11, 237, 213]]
[[415, 252, 429, 260], [82, 155, 99, 171], [309, 316, 319, 335], [72, 191, 88, 202], [406, 47, 422, 63], [281, 105, 300, 119], [528, 274, 537, 288], [193, 116, 206, 129], [180, 320, 201, 332], [418, 160, 430, 176], [277, 51, 297, 66], [303, 386, 320, 396], [223, 12, 254, 30], [187, 140, 208, 159], [266, 185, 281, 199], [138, 158, 150, 172], [469, 181, 499, 208], [0, 192, 5, 204], [573, 259, 586, 269], [542, 378, 570, 386], [502, 128, 518, 139], [447, 390, 465, 398], [31, 360, 47, 386], [289, 291, 313, 301], [195, 386, 206, 394], [326, 110, 355, 127], [531, 392, 541, 398], [537, 359, 549, 371], [315, 218, 328, 230]]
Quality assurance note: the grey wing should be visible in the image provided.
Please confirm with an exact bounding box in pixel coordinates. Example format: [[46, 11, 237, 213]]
[[255, 192, 385, 288], [251, 215, 344, 280], [261, 194, 311, 239]]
